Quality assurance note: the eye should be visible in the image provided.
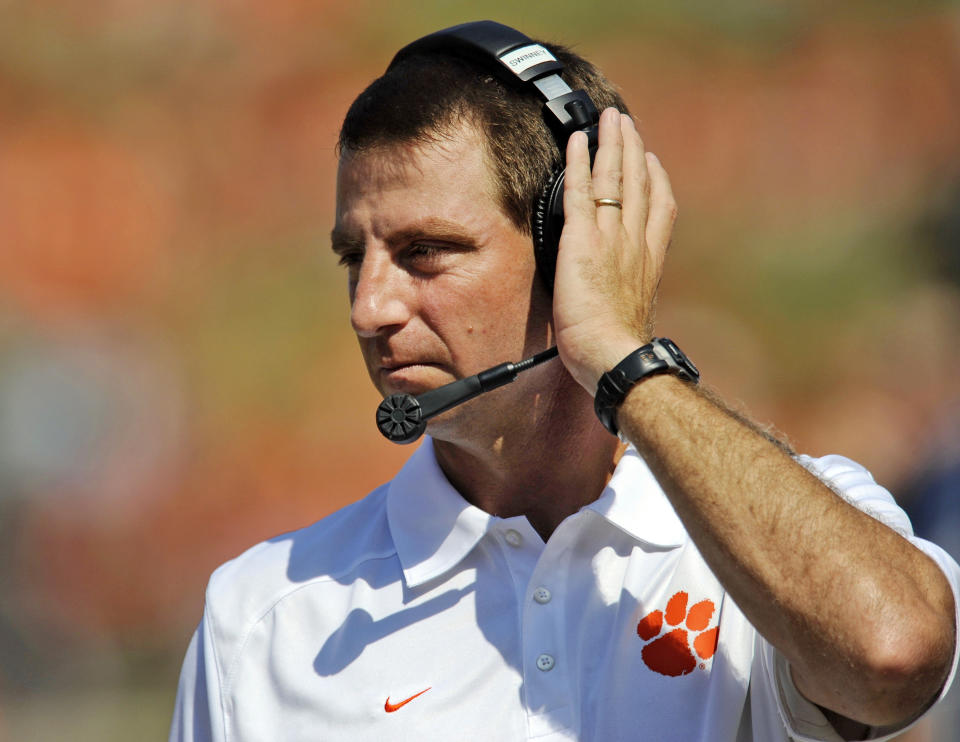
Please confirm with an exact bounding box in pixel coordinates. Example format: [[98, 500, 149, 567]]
[[336, 249, 364, 268], [407, 242, 444, 261], [401, 242, 453, 274], [402, 239, 476, 275]]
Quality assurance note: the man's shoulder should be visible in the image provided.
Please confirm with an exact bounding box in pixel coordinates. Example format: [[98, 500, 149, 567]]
[[794, 452, 913, 536], [203, 482, 397, 632]]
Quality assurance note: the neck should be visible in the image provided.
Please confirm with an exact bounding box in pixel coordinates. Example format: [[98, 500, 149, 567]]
[[431, 370, 625, 541]]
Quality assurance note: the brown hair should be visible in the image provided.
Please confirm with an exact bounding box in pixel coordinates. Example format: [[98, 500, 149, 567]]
[[337, 41, 629, 235]]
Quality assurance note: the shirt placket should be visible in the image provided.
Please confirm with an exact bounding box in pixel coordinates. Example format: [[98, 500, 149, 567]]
[[496, 515, 576, 740]]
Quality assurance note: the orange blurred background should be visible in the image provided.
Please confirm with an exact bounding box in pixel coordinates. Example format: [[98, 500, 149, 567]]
[[1, 2, 958, 739]]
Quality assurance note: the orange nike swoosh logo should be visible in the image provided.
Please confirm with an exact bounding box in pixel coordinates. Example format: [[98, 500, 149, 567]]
[[384, 687, 431, 712]]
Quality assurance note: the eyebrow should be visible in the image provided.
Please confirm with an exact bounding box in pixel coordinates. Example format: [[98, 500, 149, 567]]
[[330, 229, 362, 256], [331, 217, 483, 255]]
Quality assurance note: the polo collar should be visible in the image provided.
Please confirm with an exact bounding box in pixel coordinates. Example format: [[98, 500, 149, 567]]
[[386, 440, 688, 589], [585, 446, 688, 549], [386, 437, 493, 589]]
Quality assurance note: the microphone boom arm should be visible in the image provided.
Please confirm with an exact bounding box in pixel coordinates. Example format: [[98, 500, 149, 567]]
[[376, 346, 559, 444]]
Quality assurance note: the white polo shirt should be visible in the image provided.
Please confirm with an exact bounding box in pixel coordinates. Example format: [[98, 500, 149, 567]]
[[170, 439, 960, 742]]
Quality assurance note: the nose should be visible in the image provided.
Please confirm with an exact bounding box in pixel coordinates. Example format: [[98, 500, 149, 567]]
[[349, 250, 412, 338]]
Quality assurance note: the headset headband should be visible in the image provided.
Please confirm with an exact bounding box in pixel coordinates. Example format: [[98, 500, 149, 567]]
[[388, 20, 599, 149]]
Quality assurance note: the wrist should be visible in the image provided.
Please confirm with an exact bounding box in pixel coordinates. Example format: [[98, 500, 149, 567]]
[[560, 331, 644, 394]]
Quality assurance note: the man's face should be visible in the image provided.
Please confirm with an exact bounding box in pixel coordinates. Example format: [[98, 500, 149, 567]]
[[332, 124, 553, 438]]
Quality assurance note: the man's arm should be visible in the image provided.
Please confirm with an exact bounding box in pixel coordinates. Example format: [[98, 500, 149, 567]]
[[619, 373, 955, 726], [552, 107, 957, 727]]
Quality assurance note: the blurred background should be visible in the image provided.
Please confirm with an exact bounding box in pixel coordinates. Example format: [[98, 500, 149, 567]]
[[1, 1, 958, 739]]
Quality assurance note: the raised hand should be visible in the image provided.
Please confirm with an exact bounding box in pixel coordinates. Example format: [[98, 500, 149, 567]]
[[552, 106, 677, 394]]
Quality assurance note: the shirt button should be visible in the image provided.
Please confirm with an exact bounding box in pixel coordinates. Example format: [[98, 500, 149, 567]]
[[504, 529, 523, 547], [533, 587, 552, 604], [536, 653, 556, 672]]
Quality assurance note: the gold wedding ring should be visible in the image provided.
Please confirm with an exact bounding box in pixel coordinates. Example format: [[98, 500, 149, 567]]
[[594, 198, 623, 209]]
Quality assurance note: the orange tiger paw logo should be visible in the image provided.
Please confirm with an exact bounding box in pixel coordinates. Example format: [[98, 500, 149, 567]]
[[637, 591, 719, 676]]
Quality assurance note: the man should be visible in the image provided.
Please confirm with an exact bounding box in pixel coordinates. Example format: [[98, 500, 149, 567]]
[[171, 21, 959, 741]]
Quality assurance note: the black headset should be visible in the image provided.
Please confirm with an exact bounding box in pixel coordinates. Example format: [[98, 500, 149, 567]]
[[376, 21, 601, 444], [388, 20, 600, 290]]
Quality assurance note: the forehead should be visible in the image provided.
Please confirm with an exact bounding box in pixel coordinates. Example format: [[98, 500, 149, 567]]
[[334, 125, 501, 230]]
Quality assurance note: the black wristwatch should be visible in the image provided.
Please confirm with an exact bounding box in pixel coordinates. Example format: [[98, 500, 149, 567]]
[[594, 337, 700, 436]]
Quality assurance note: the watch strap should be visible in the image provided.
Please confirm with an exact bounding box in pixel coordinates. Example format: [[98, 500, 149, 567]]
[[594, 337, 699, 436]]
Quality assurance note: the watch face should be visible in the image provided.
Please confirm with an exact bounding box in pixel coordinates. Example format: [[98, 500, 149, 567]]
[[656, 338, 700, 382], [596, 340, 699, 436]]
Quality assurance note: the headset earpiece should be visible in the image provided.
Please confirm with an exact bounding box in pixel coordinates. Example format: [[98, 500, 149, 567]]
[[532, 165, 565, 291]]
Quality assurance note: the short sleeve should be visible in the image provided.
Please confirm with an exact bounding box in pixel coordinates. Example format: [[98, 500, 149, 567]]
[[760, 454, 960, 742], [169, 612, 226, 742]]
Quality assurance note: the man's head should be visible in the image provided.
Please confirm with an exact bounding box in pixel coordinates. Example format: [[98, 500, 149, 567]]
[[338, 40, 629, 239], [333, 26, 629, 443]]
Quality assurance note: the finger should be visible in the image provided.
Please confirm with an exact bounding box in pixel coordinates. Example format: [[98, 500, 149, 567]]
[[644, 151, 678, 273], [592, 107, 625, 231], [620, 114, 649, 237], [562, 130, 596, 227]]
